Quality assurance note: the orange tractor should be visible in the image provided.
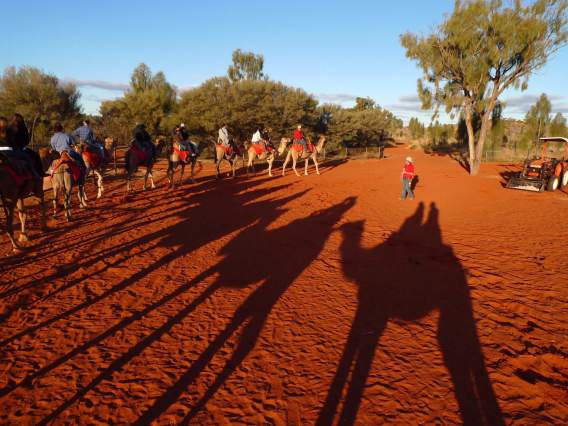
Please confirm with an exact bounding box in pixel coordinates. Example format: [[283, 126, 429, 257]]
[[506, 137, 568, 192]]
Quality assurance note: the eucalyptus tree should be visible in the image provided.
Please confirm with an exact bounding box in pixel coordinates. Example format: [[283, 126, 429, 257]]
[[401, 0, 567, 174]]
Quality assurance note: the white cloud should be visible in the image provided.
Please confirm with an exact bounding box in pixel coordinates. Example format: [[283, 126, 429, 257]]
[[63, 78, 129, 92], [314, 93, 358, 104]]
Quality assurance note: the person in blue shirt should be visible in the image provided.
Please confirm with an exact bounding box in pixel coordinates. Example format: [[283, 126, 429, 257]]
[[51, 123, 86, 168], [72, 119, 104, 159]]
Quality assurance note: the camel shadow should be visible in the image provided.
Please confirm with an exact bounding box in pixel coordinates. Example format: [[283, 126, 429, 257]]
[[133, 197, 357, 425], [318, 202, 504, 426]]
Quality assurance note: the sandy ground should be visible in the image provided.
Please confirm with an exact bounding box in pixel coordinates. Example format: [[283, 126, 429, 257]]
[[1, 145, 567, 425]]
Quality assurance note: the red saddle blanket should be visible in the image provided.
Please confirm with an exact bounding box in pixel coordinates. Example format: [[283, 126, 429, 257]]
[[51, 159, 82, 183], [1, 163, 32, 186], [131, 146, 148, 163], [293, 143, 314, 153], [174, 146, 191, 163], [83, 150, 102, 169]]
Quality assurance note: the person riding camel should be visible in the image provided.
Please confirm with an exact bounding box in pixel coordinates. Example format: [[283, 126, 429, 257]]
[[0, 116, 35, 178], [50, 122, 86, 169], [293, 124, 311, 152], [218, 124, 230, 146], [2, 114, 44, 180], [73, 119, 105, 160], [132, 123, 156, 160], [252, 128, 263, 145], [261, 127, 275, 151], [174, 124, 198, 159]]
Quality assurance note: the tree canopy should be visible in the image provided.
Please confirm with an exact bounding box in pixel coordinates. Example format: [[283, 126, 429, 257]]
[[227, 49, 267, 83], [0, 66, 82, 146], [401, 0, 567, 174]]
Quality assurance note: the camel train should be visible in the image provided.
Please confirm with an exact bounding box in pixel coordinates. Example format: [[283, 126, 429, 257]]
[[1, 122, 328, 252]]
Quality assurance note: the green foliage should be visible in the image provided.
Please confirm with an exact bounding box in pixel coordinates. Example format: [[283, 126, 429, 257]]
[[401, 0, 567, 174], [352, 97, 376, 111], [227, 49, 267, 83], [324, 103, 402, 150], [100, 63, 177, 141], [521, 93, 552, 145], [408, 117, 425, 139], [0, 66, 82, 146], [549, 112, 568, 136], [427, 121, 455, 146], [178, 78, 318, 143]]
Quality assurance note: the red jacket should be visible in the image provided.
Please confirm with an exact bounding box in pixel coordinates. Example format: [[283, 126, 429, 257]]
[[294, 129, 303, 141], [402, 162, 414, 180]]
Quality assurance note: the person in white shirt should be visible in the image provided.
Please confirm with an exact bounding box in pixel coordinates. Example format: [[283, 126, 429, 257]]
[[251, 128, 263, 144], [218, 125, 230, 146]]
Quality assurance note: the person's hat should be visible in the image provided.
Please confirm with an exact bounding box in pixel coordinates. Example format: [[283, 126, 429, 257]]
[[406, 156, 413, 162]]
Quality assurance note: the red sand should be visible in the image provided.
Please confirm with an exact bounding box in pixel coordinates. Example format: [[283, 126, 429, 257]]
[[1, 146, 567, 425]]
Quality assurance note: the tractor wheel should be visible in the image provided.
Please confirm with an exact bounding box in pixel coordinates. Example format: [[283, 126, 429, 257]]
[[547, 175, 560, 191], [561, 169, 568, 189]]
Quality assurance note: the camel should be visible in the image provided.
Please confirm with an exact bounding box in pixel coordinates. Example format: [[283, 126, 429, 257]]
[[104, 136, 118, 174], [282, 135, 326, 176], [166, 137, 202, 190], [125, 138, 166, 192], [213, 140, 243, 179], [45, 150, 88, 221], [245, 138, 290, 177], [0, 154, 47, 252], [75, 141, 106, 199]]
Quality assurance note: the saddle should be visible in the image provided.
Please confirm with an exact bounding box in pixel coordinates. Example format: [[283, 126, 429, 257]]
[[82, 149, 103, 169], [293, 143, 314, 153], [51, 153, 83, 183], [1, 162, 32, 186], [0, 154, 34, 186], [131, 145, 149, 163]]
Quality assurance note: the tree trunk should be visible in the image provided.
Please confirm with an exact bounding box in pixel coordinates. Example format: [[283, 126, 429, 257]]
[[464, 106, 477, 175]]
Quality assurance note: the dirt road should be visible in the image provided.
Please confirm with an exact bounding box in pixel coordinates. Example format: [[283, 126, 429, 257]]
[[1, 146, 567, 425]]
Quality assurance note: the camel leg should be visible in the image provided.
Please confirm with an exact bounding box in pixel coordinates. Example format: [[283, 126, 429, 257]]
[[268, 158, 273, 177], [16, 198, 28, 243], [313, 155, 321, 175], [1, 195, 19, 251], [304, 157, 310, 176], [143, 170, 149, 191], [190, 161, 196, 183], [149, 170, 156, 189], [95, 169, 103, 199], [179, 164, 185, 186], [231, 159, 236, 178], [292, 154, 300, 177], [282, 152, 290, 176], [52, 185, 58, 218]]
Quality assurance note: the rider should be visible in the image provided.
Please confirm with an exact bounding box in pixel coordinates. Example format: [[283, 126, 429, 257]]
[[252, 127, 262, 144], [175, 124, 198, 157], [4, 113, 44, 179], [218, 124, 230, 147], [293, 124, 308, 150], [50, 122, 86, 169], [133, 123, 156, 159], [73, 119, 105, 159], [261, 127, 274, 150]]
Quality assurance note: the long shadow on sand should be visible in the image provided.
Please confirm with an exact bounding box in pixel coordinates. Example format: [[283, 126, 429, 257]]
[[132, 196, 356, 425], [35, 195, 355, 424], [317, 202, 504, 426]]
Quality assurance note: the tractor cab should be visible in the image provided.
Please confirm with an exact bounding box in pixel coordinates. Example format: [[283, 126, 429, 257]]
[[506, 137, 568, 192]]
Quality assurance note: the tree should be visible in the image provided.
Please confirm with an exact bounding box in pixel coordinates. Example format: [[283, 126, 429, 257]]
[[408, 117, 425, 139], [178, 78, 317, 143], [549, 112, 568, 136], [227, 49, 267, 83], [522, 93, 552, 144], [100, 63, 177, 138], [353, 97, 376, 111], [401, 0, 567, 175], [0, 66, 82, 146]]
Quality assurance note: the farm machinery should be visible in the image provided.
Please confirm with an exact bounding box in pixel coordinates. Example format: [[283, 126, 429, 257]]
[[506, 137, 568, 192]]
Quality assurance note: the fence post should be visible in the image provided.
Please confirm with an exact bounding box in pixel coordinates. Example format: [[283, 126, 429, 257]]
[[365, 147, 368, 159]]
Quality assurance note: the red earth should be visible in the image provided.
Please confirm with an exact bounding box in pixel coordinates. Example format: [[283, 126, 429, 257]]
[[1, 145, 567, 425]]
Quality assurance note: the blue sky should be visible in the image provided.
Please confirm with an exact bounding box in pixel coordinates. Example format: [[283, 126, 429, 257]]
[[1, 0, 567, 124]]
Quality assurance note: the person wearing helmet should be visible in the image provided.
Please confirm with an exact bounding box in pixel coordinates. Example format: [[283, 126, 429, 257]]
[[401, 156, 415, 200]]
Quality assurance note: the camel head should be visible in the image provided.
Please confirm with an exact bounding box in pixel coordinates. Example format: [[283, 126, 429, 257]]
[[278, 137, 290, 154]]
